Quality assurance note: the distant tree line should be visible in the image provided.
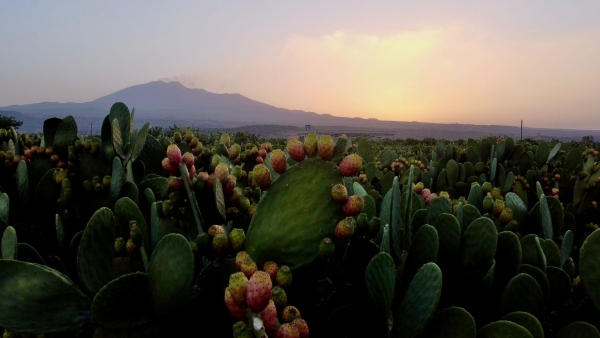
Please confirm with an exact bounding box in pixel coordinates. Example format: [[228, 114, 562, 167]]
[[0, 115, 23, 130]]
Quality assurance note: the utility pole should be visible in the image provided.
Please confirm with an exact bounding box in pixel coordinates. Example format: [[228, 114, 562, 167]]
[[521, 120, 523, 141]]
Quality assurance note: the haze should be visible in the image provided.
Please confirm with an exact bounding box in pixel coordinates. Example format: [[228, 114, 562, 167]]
[[1, 1, 599, 129]]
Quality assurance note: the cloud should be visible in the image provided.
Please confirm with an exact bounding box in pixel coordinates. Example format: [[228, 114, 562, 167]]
[[164, 23, 600, 129]]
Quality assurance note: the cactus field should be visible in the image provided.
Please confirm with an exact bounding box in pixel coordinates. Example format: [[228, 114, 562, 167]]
[[2, 102, 600, 338]]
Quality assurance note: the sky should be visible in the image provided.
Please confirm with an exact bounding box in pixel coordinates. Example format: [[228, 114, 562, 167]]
[[1, 1, 599, 129]]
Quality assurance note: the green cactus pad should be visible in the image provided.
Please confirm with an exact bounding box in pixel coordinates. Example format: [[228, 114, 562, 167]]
[[245, 158, 345, 270], [501, 273, 544, 320], [404, 225, 439, 287], [459, 217, 497, 277], [547, 266, 571, 307], [505, 192, 528, 224], [1, 225, 17, 260], [555, 322, 600, 338], [539, 195, 553, 239], [110, 157, 123, 199], [17, 243, 46, 265], [411, 209, 428, 235], [395, 262, 443, 338], [467, 183, 484, 212], [16, 160, 28, 206], [534, 141, 550, 165], [77, 207, 116, 295], [138, 176, 168, 200], [519, 264, 550, 304], [561, 230, 573, 267], [494, 231, 522, 287], [546, 196, 564, 237], [0, 260, 92, 334], [462, 204, 482, 233], [115, 197, 150, 256], [0, 191, 9, 223], [564, 148, 582, 173], [433, 213, 461, 271], [539, 239, 561, 267], [501, 312, 543, 338], [477, 320, 533, 338], [503, 172, 515, 194], [520, 235, 547, 272], [363, 194, 377, 220], [420, 306, 476, 338], [426, 196, 452, 225], [146, 233, 194, 319], [53, 115, 78, 155], [109, 103, 132, 148], [579, 229, 600, 311], [91, 272, 152, 329], [365, 252, 396, 321], [353, 182, 368, 196]]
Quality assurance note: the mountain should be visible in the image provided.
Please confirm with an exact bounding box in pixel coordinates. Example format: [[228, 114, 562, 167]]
[[2, 81, 599, 141]]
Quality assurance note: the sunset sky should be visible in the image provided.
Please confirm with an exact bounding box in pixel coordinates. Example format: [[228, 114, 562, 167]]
[[1, 1, 599, 129]]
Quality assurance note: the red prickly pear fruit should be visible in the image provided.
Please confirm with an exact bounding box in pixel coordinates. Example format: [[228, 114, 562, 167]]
[[212, 233, 230, 255], [224, 175, 237, 195], [339, 154, 363, 177], [263, 261, 279, 282], [334, 217, 356, 239], [228, 272, 249, 306], [168, 176, 184, 191], [342, 195, 365, 216], [246, 271, 273, 312], [162, 158, 178, 174], [251, 146, 259, 157], [228, 228, 246, 253], [255, 156, 264, 164], [260, 300, 278, 335], [129, 222, 142, 245], [241, 259, 258, 279], [224, 287, 247, 321], [214, 163, 229, 184], [166, 144, 182, 165], [287, 139, 306, 162], [114, 237, 126, 255], [269, 149, 287, 174], [281, 305, 301, 323], [275, 323, 300, 338], [252, 164, 272, 190], [258, 148, 267, 159], [317, 135, 335, 161], [236, 251, 252, 270], [303, 133, 318, 158], [182, 152, 194, 169], [291, 318, 309, 338], [232, 321, 254, 338], [331, 184, 348, 203], [421, 188, 431, 200], [276, 265, 293, 289], [271, 286, 288, 308], [318, 237, 335, 258], [184, 131, 193, 143], [248, 203, 258, 219], [126, 238, 137, 256]]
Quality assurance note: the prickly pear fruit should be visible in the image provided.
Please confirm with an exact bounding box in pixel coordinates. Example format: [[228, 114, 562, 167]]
[[493, 199, 505, 216], [220, 133, 231, 147], [303, 133, 318, 158], [129, 222, 142, 245], [271, 286, 288, 308], [263, 261, 279, 282], [339, 154, 362, 177], [483, 193, 494, 212], [168, 176, 184, 191], [276, 323, 300, 338], [260, 300, 278, 335], [246, 271, 273, 312], [166, 144, 182, 165], [225, 287, 247, 321], [342, 195, 364, 216], [208, 225, 225, 237], [114, 237, 126, 255], [331, 184, 348, 203], [228, 272, 249, 306], [421, 188, 431, 200], [413, 182, 424, 194], [229, 144, 241, 160], [212, 233, 230, 255], [499, 207, 513, 224], [356, 213, 369, 235], [214, 163, 229, 184], [241, 259, 258, 279], [236, 251, 251, 270], [161, 158, 178, 174], [482, 181, 492, 194], [228, 228, 246, 253], [491, 187, 502, 200], [317, 135, 335, 161], [232, 321, 254, 338], [281, 306, 301, 323], [291, 318, 309, 338], [269, 149, 287, 174], [276, 265, 293, 289], [126, 238, 137, 256], [334, 217, 356, 239], [252, 164, 272, 190], [318, 237, 335, 259], [287, 139, 306, 162]]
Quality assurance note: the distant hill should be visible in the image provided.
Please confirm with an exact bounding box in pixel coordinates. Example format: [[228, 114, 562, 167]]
[[2, 81, 599, 141]]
